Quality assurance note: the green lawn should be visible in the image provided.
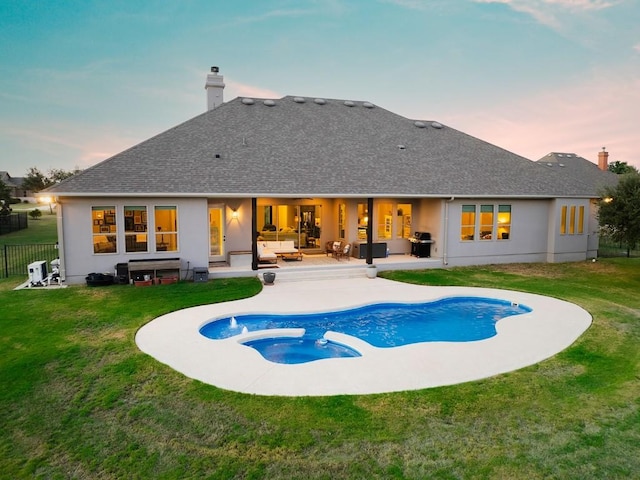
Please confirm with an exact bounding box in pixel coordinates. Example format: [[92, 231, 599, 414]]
[[1, 204, 58, 244], [1, 259, 639, 479]]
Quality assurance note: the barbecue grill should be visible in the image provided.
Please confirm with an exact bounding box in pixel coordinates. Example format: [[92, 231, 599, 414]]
[[408, 232, 433, 258]]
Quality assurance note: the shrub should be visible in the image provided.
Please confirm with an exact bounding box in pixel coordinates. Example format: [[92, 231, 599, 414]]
[[28, 208, 42, 220]]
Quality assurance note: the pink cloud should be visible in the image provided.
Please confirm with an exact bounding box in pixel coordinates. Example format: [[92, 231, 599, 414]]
[[225, 80, 282, 100], [443, 71, 640, 168], [1, 122, 141, 171]]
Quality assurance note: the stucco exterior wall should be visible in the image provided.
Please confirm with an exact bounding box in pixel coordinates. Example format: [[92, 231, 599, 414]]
[[219, 198, 253, 255], [58, 196, 210, 284], [586, 199, 600, 258], [546, 198, 592, 263], [442, 199, 551, 267]]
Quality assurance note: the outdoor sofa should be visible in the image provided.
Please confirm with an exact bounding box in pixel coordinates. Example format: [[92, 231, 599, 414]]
[[258, 240, 302, 263]]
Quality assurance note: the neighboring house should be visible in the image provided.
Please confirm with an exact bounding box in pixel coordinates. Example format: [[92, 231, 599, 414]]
[[42, 68, 618, 284], [0, 171, 31, 199]]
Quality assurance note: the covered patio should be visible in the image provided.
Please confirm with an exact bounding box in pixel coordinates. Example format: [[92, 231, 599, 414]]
[[207, 252, 442, 281]]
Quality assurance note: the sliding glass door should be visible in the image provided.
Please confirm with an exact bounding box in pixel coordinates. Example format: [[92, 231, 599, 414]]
[[256, 203, 322, 248]]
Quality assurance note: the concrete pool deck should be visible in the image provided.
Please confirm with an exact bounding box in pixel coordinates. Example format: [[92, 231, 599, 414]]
[[135, 277, 592, 396]]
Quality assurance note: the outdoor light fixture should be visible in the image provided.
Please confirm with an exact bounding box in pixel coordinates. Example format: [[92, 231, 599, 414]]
[[39, 196, 54, 214], [231, 210, 239, 219]]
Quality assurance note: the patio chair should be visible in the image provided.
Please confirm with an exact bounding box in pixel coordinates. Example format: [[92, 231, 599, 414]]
[[335, 242, 351, 260], [326, 241, 340, 257]]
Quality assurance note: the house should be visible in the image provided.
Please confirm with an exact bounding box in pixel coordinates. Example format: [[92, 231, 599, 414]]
[[42, 68, 619, 284], [0, 171, 31, 200]]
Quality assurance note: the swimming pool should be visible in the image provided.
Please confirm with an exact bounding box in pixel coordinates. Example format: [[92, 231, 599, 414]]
[[199, 297, 532, 364], [135, 278, 592, 396]]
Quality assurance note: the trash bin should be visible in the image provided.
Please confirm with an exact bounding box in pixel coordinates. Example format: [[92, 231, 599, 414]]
[[114, 263, 129, 284], [85, 272, 114, 287], [193, 267, 208, 283]]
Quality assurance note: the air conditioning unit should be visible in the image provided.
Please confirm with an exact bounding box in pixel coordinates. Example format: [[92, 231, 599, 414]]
[[28, 260, 48, 286]]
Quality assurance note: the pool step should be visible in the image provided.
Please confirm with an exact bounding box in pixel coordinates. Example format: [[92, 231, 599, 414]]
[[260, 265, 369, 282]]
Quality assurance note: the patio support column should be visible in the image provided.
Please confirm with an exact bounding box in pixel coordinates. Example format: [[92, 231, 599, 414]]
[[251, 197, 258, 270], [366, 197, 374, 265]]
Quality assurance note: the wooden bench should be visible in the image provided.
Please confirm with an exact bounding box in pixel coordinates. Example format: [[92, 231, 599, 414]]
[[128, 258, 181, 282]]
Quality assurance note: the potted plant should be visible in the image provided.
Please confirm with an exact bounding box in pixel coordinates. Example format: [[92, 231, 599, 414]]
[[134, 274, 153, 287], [262, 271, 276, 285], [366, 264, 377, 279]]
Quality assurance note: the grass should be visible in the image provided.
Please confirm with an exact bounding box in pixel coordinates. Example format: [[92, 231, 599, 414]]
[[0, 208, 58, 277], [0, 205, 58, 244], [1, 252, 639, 477]]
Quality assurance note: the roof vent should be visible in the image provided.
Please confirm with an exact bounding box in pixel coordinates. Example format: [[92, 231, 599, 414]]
[[314, 98, 326, 105], [397, 145, 406, 150], [263, 99, 276, 106], [293, 97, 306, 103], [215, 154, 221, 159], [547, 162, 553, 166], [344, 100, 355, 107], [414, 121, 426, 128], [241, 98, 254, 105], [431, 122, 443, 129], [559, 163, 565, 167], [362, 102, 374, 108]]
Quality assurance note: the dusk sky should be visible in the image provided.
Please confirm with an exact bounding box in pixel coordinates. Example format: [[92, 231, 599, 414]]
[[1, 0, 638, 177]]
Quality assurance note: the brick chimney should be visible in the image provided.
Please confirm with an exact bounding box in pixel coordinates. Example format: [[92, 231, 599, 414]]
[[598, 147, 609, 171], [205, 66, 225, 111]]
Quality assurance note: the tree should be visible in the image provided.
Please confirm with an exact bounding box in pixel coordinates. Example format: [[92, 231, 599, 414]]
[[21, 166, 82, 193], [598, 172, 640, 257], [49, 167, 81, 183], [21, 167, 54, 193], [28, 208, 42, 220], [608, 161, 639, 175]]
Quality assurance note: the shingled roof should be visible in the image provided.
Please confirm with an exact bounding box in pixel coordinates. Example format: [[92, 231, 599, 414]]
[[536, 152, 618, 193], [47, 96, 609, 198]]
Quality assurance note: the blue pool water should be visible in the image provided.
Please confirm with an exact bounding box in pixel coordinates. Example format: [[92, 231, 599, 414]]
[[244, 337, 362, 364], [199, 297, 532, 364]]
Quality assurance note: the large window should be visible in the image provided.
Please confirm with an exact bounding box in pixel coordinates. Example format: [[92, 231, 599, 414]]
[[92, 206, 117, 254], [560, 204, 585, 236], [461, 205, 476, 241], [377, 203, 393, 240], [569, 206, 576, 235], [155, 206, 178, 252], [560, 206, 567, 235], [479, 205, 494, 240], [125, 206, 147, 253], [256, 204, 322, 248], [461, 204, 511, 241], [396, 203, 412, 239], [578, 206, 584, 234], [357, 203, 368, 240], [497, 205, 511, 240]]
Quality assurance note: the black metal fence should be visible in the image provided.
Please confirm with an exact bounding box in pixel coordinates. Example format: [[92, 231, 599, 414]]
[[598, 236, 639, 258], [2, 243, 59, 278], [0, 212, 28, 235]]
